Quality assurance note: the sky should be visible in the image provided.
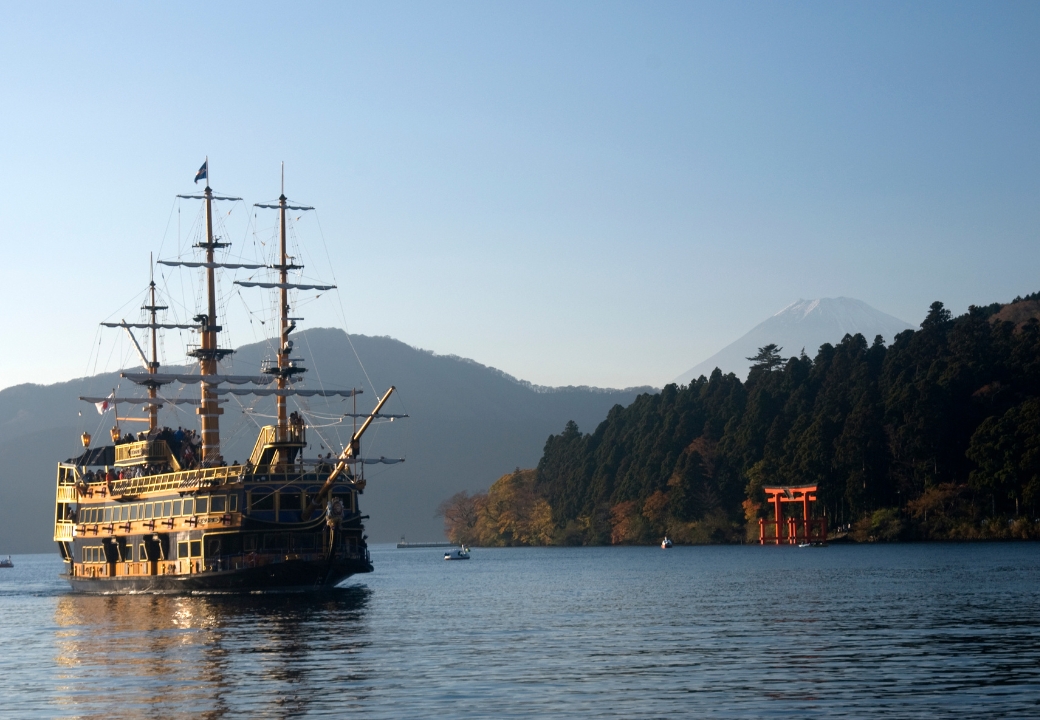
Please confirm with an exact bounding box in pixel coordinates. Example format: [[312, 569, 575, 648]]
[[2, 1, 1039, 391]]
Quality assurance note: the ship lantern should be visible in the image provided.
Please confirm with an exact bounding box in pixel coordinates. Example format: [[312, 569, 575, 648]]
[[81, 432, 91, 447], [110, 426, 120, 442]]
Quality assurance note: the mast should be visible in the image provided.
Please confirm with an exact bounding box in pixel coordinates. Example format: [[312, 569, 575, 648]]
[[277, 162, 289, 442], [142, 254, 163, 431], [187, 170, 233, 465]]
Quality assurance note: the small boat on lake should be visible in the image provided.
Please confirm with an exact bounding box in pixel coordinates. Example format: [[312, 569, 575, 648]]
[[444, 546, 470, 560], [0, 556, 12, 568], [661, 537, 672, 549]]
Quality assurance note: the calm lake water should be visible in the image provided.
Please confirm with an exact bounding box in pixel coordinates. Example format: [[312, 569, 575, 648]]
[[2, 543, 1039, 718]]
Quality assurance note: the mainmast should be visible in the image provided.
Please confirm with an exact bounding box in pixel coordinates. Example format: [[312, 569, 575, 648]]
[[276, 163, 290, 442], [188, 173, 234, 465]]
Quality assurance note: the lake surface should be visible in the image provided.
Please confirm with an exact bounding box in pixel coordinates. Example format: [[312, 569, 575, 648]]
[[2, 543, 1039, 718]]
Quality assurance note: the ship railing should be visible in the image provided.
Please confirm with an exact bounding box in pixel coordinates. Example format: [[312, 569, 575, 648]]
[[110, 465, 246, 496], [248, 426, 277, 466], [54, 521, 75, 542], [247, 424, 306, 468], [54, 465, 81, 541]]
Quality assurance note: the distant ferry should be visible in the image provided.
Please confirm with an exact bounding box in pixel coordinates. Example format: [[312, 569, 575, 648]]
[[53, 164, 406, 593]]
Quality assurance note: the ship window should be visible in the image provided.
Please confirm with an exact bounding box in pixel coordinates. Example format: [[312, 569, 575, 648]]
[[177, 541, 189, 558], [172, 500, 182, 516], [281, 493, 301, 511], [244, 535, 257, 552], [138, 543, 146, 561], [229, 494, 238, 512], [251, 493, 274, 511], [142, 504, 151, 520], [183, 498, 194, 515], [130, 505, 138, 521], [211, 495, 226, 513], [104, 507, 114, 523], [120, 506, 129, 522], [190, 540, 202, 557], [197, 497, 210, 514]]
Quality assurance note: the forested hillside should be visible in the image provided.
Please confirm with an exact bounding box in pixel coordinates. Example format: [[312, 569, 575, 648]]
[[442, 298, 1040, 544]]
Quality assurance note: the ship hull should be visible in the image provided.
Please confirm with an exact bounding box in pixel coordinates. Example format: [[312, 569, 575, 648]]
[[65, 556, 373, 594]]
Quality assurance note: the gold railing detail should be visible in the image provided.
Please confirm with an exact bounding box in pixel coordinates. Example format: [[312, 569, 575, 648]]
[[110, 465, 244, 496], [249, 426, 277, 467], [54, 521, 75, 542]]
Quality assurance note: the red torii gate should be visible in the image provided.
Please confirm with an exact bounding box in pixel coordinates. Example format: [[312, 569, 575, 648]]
[[759, 485, 828, 545]]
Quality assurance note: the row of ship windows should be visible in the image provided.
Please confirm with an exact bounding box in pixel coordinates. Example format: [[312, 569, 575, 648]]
[[79, 533, 340, 563], [78, 495, 235, 524], [80, 542, 198, 563]]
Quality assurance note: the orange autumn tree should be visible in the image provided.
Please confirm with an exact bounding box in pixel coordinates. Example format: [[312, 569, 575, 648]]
[[438, 469, 554, 546]]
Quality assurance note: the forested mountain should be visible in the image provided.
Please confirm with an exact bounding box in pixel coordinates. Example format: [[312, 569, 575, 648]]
[[443, 297, 1040, 545], [675, 297, 913, 382]]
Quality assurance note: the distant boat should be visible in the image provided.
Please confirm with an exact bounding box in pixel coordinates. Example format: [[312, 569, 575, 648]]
[[0, 556, 12, 568], [661, 537, 673, 549], [444, 546, 470, 560]]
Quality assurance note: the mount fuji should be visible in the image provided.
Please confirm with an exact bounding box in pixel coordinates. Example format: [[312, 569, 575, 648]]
[[675, 297, 915, 383]]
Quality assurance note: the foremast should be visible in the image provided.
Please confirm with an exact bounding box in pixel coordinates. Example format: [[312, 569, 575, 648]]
[[143, 262, 163, 430]]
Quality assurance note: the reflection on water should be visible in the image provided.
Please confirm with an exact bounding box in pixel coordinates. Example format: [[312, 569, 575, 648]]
[[51, 589, 370, 719]]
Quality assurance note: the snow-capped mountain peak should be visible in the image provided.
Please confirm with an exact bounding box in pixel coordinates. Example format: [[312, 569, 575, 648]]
[[676, 297, 914, 383]]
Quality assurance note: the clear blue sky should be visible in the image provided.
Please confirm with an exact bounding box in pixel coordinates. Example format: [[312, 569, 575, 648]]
[[2, 2, 1039, 390]]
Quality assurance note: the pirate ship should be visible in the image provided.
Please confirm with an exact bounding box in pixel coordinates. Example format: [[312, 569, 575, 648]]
[[53, 162, 403, 592]]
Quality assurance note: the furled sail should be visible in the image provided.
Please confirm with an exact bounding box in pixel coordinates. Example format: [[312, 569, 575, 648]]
[[255, 203, 314, 211], [234, 281, 336, 291], [312, 456, 405, 465], [101, 322, 199, 330], [157, 260, 267, 270], [216, 388, 360, 397], [342, 412, 409, 419], [121, 372, 274, 385], [79, 396, 215, 406], [175, 194, 242, 201]]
